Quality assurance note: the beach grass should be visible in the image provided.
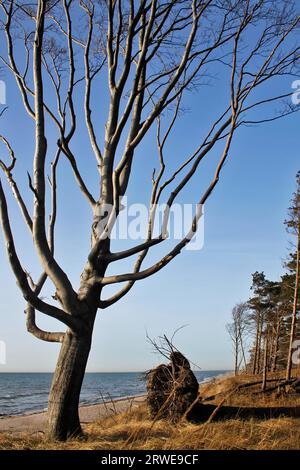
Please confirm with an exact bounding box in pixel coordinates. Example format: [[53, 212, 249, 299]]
[[1, 372, 300, 450]]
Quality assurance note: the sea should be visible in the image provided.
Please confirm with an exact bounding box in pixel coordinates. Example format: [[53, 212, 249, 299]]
[[0, 370, 228, 417]]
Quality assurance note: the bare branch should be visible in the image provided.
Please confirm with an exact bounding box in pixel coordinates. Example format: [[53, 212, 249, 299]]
[[0, 179, 78, 331], [0, 136, 33, 230], [31, 1, 78, 313], [81, 0, 103, 167], [26, 305, 65, 343]]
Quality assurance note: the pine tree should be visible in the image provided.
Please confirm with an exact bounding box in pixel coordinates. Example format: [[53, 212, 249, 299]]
[[285, 172, 300, 380]]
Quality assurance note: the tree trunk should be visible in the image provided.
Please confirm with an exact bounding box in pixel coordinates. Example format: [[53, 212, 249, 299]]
[[257, 320, 263, 374], [271, 316, 281, 373], [239, 328, 247, 371], [262, 332, 269, 392], [286, 222, 300, 381], [47, 328, 92, 441], [252, 320, 260, 375], [234, 336, 239, 376]]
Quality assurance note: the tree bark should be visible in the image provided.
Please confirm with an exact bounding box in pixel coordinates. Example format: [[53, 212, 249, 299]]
[[47, 328, 93, 441]]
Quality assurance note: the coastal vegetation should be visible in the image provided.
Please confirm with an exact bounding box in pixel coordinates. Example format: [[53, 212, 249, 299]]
[[227, 172, 300, 384], [1, 372, 300, 450]]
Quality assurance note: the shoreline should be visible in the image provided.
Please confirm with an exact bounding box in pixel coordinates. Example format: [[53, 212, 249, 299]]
[[0, 393, 146, 420], [0, 371, 231, 434], [0, 395, 146, 434]]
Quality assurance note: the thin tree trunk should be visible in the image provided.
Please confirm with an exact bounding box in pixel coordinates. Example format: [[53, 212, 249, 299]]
[[234, 335, 239, 375], [268, 327, 274, 371], [271, 316, 281, 373], [47, 328, 93, 440], [252, 321, 260, 375], [286, 222, 300, 381], [257, 320, 263, 374], [239, 330, 247, 371], [262, 332, 269, 392], [234, 349, 238, 376]]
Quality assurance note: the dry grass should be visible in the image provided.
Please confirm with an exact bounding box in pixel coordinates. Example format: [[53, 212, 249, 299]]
[[1, 372, 300, 450], [201, 369, 300, 407]]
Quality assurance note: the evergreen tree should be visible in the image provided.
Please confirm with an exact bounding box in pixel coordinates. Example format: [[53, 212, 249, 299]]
[[285, 172, 300, 380]]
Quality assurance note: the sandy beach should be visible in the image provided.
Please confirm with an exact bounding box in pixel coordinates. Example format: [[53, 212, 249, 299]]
[[0, 395, 145, 434], [0, 373, 229, 436]]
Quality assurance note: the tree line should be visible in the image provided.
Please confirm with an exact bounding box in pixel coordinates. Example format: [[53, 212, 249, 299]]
[[227, 171, 300, 385]]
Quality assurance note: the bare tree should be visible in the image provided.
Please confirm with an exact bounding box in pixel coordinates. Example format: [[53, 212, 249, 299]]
[[0, 0, 299, 440], [226, 302, 248, 375]]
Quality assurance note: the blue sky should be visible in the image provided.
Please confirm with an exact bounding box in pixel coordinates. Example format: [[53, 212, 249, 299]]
[[0, 12, 299, 373]]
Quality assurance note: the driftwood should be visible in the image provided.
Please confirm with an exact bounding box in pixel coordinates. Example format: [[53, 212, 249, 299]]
[[202, 377, 295, 402], [256, 377, 300, 395]]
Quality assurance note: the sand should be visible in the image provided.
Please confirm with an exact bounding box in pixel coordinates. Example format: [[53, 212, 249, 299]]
[[0, 395, 145, 434]]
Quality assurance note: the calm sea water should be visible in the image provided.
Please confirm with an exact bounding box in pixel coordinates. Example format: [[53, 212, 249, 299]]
[[0, 370, 227, 416]]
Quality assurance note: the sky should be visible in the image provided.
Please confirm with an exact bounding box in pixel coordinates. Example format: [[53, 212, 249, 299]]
[[0, 5, 299, 373]]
